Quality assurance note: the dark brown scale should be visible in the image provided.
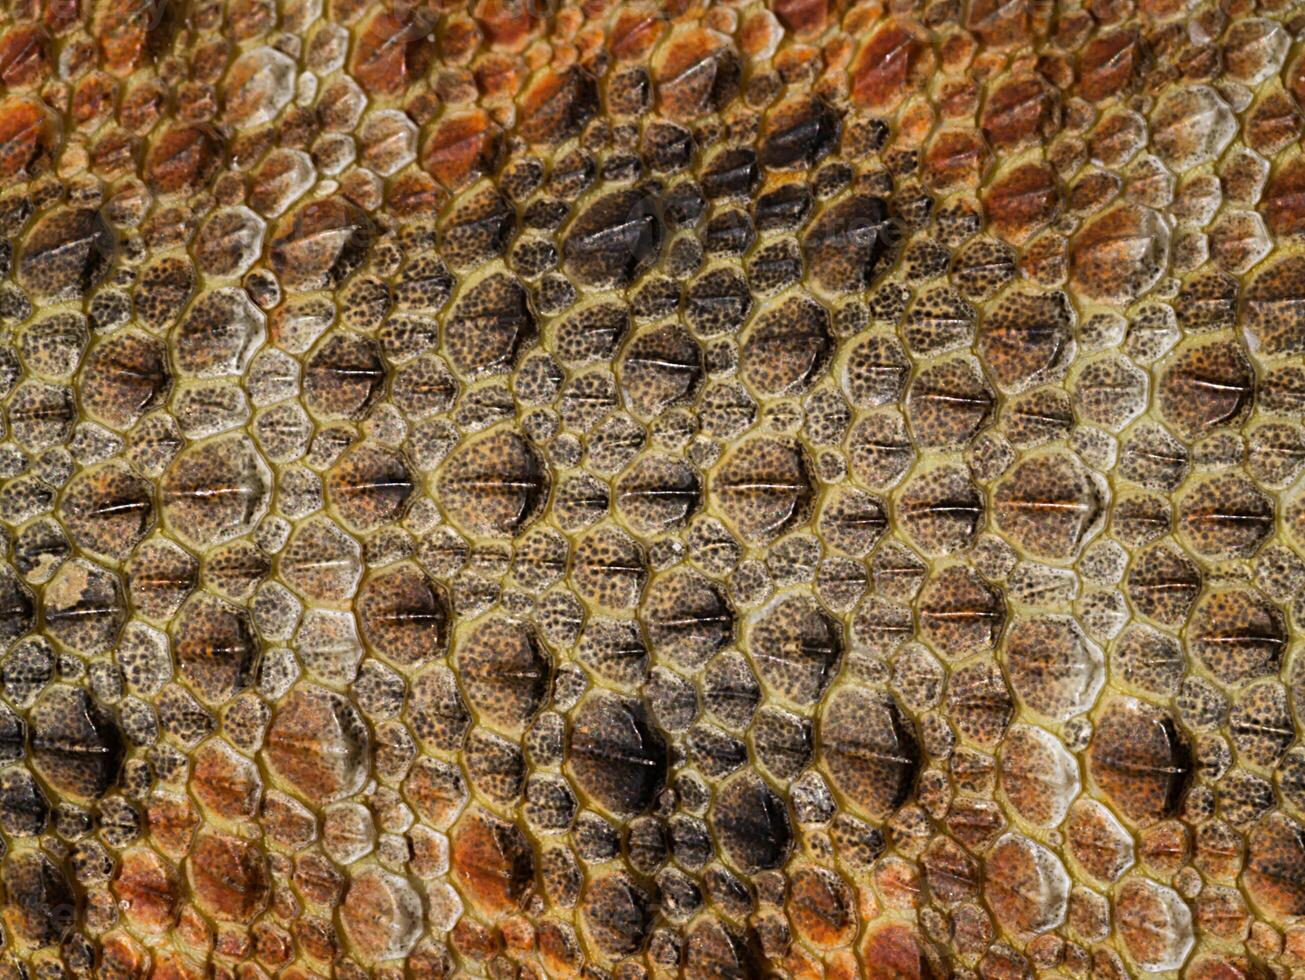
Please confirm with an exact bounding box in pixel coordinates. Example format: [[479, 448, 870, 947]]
[[804, 387, 852, 446], [709, 652, 762, 730], [42, 558, 125, 655], [705, 209, 756, 256], [1089, 696, 1192, 825], [895, 464, 984, 557], [711, 436, 812, 544], [819, 687, 919, 820], [17, 206, 115, 299], [701, 146, 759, 200], [1177, 472, 1275, 559], [79, 331, 171, 430], [1069, 202, 1169, 305], [444, 271, 535, 378], [278, 516, 363, 602], [918, 564, 1005, 660], [1229, 682, 1293, 769], [7, 380, 76, 449], [1158, 340, 1256, 439], [456, 617, 550, 735], [1124, 541, 1202, 633], [29, 684, 124, 801], [746, 238, 803, 296], [1112, 624, 1185, 697], [685, 266, 751, 336], [653, 28, 740, 122], [710, 771, 792, 873], [439, 186, 515, 270], [11, 517, 68, 586], [978, 289, 1073, 391], [753, 184, 813, 233], [620, 322, 703, 418], [1118, 422, 1190, 491], [326, 443, 413, 533], [906, 357, 994, 449], [186, 831, 270, 925], [160, 435, 269, 549], [553, 301, 630, 365], [436, 429, 549, 538], [1187, 588, 1286, 686], [803, 193, 894, 294], [847, 411, 915, 488], [2, 850, 74, 947], [747, 594, 842, 706], [356, 563, 449, 668], [871, 541, 928, 602], [269, 197, 374, 290], [614, 453, 700, 535], [567, 692, 667, 817], [339, 275, 393, 332], [641, 569, 732, 669], [993, 452, 1101, 561], [902, 287, 976, 356], [759, 97, 839, 169], [843, 332, 910, 408], [562, 186, 662, 288], [0, 564, 34, 649], [581, 871, 653, 958], [571, 525, 646, 610], [1000, 387, 1073, 448], [58, 462, 154, 561], [173, 591, 259, 705], [921, 835, 982, 905], [0, 767, 49, 838]]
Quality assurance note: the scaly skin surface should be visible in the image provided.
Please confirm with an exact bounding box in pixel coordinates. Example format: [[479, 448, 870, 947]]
[[0, 0, 1303, 978]]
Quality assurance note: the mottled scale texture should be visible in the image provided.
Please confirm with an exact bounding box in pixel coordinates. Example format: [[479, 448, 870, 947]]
[[2, 1, 1305, 978]]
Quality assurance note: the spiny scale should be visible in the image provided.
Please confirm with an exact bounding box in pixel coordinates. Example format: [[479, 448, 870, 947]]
[[0, 0, 1303, 978]]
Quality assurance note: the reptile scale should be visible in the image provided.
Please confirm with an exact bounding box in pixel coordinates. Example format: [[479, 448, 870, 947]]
[[0, 0, 1301, 976]]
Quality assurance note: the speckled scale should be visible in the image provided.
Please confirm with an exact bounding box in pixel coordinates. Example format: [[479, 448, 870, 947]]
[[9, 1, 1305, 974], [819, 687, 920, 820], [711, 436, 813, 544], [567, 693, 668, 818], [436, 429, 550, 538]]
